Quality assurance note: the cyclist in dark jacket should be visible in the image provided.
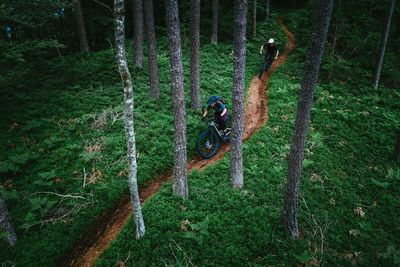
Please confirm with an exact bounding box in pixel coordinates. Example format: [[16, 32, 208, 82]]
[[259, 38, 279, 78], [202, 96, 228, 139]]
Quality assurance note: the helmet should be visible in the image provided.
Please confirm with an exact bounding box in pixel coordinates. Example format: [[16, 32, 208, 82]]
[[268, 38, 274, 44], [207, 96, 217, 106]]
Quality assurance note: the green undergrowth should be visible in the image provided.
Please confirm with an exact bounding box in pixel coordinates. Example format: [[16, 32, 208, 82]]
[[95, 13, 400, 267], [0, 17, 283, 265]]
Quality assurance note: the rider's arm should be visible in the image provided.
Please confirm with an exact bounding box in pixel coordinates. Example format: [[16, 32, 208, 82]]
[[259, 45, 264, 54], [219, 102, 227, 117], [221, 108, 227, 117], [203, 109, 208, 118], [275, 50, 279, 60]]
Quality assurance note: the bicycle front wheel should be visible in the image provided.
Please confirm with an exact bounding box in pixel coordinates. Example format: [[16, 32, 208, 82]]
[[195, 128, 220, 159]]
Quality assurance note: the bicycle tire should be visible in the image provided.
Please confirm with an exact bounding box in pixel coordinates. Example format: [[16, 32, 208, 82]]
[[195, 128, 220, 159]]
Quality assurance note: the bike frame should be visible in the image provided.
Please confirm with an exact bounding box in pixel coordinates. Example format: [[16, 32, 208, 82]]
[[208, 121, 231, 139]]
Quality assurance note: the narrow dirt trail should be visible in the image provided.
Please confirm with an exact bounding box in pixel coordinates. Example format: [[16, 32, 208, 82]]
[[65, 17, 295, 267]]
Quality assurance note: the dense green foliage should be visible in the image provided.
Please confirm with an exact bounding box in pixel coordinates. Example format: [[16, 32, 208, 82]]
[[1, 1, 399, 266], [96, 9, 400, 267], [0, 29, 242, 266]]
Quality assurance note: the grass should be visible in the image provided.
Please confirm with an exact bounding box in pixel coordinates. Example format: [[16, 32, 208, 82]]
[[1, 7, 399, 267], [95, 12, 400, 267], [0, 17, 278, 265]]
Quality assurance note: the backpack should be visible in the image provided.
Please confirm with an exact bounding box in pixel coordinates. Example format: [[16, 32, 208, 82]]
[[207, 95, 226, 106]]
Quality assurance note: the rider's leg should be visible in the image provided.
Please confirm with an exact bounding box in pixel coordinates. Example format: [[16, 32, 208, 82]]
[[259, 62, 266, 78], [216, 114, 229, 140]]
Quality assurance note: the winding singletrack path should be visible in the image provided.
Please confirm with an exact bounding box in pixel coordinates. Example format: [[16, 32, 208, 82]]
[[65, 17, 295, 267]]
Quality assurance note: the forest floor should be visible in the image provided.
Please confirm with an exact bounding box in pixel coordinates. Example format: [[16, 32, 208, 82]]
[[66, 17, 296, 267]]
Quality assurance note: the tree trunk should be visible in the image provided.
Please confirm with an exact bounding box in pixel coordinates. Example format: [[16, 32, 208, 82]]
[[143, 0, 160, 99], [165, 0, 189, 199], [394, 130, 400, 162], [190, 0, 201, 110], [328, 0, 342, 80], [76, 0, 89, 53], [230, 0, 248, 189], [211, 0, 218, 44], [0, 196, 17, 246], [114, 0, 145, 239], [133, 0, 144, 68], [253, 0, 257, 38], [284, 0, 334, 238], [373, 0, 396, 89], [265, 0, 270, 19]]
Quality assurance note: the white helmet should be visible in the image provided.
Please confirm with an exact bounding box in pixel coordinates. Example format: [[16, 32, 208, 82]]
[[268, 38, 275, 44]]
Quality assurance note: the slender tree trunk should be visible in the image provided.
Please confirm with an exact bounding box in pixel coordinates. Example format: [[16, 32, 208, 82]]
[[76, 0, 89, 52], [165, 0, 189, 199], [328, 0, 340, 81], [373, 0, 396, 89], [114, 0, 145, 239], [211, 0, 218, 44], [0, 196, 17, 246], [265, 0, 270, 19], [133, 0, 144, 68], [253, 0, 257, 38], [292, 0, 297, 8], [394, 130, 400, 162], [143, 0, 160, 99], [230, 0, 248, 189], [190, 0, 201, 110], [284, 0, 334, 238]]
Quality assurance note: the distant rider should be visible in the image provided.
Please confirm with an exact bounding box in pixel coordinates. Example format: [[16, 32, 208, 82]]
[[259, 38, 279, 78], [202, 96, 228, 140]]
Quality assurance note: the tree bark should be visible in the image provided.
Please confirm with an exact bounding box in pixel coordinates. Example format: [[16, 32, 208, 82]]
[[190, 0, 201, 110], [328, 0, 342, 80], [373, 0, 396, 89], [0, 196, 17, 246], [230, 0, 248, 189], [143, 0, 160, 99], [284, 0, 334, 238], [253, 0, 257, 38], [76, 0, 89, 53], [114, 0, 145, 239], [133, 0, 144, 68], [165, 0, 189, 199], [211, 0, 218, 44], [265, 0, 270, 19], [394, 130, 400, 162]]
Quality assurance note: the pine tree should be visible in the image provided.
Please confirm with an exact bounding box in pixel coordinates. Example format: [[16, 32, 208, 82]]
[[75, 0, 89, 52], [114, 0, 145, 239], [394, 131, 400, 162], [230, 0, 248, 189], [373, 0, 396, 89], [211, 0, 219, 44], [284, 0, 334, 238], [166, 0, 189, 198], [190, 0, 201, 110], [143, 0, 160, 99], [133, 0, 144, 68], [0, 196, 17, 246], [253, 0, 257, 38]]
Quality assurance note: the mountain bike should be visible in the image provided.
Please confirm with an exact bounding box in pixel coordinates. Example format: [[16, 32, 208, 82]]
[[258, 54, 274, 78], [196, 120, 231, 159]]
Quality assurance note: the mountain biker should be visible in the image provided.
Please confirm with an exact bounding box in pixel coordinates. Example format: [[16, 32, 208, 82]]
[[259, 38, 279, 78], [202, 96, 228, 140]]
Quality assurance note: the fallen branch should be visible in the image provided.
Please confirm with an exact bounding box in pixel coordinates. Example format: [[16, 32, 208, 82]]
[[27, 192, 87, 200]]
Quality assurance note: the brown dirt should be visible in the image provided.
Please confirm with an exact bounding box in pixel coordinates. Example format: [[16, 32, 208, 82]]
[[65, 17, 295, 267]]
